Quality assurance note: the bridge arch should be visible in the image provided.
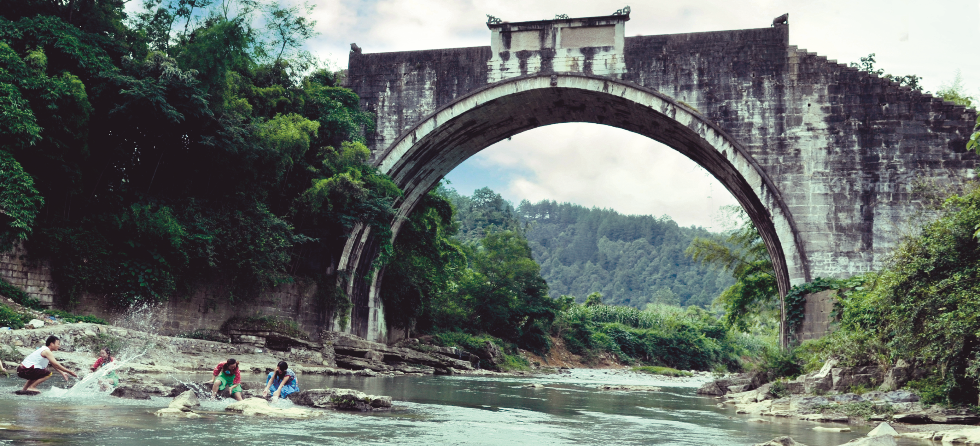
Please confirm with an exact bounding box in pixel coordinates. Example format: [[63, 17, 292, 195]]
[[338, 73, 810, 342]]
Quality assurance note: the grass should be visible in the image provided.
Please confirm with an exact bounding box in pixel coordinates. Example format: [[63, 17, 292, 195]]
[[631, 366, 693, 377]]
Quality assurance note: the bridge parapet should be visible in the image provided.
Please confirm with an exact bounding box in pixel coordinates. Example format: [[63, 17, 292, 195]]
[[486, 12, 628, 82]]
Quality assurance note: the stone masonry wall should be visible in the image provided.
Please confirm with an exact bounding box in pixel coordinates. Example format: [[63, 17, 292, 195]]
[[796, 289, 837, 342], [0, 242, 56, 307], [68, 280, 331, 341], [0, 245, 331, 341]]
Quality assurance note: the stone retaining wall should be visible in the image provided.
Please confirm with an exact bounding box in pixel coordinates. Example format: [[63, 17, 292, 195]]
[[0, 243, 56, 307]]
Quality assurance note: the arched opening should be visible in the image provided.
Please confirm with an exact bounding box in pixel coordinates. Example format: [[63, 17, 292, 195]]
[[337, 73, 810, 342]]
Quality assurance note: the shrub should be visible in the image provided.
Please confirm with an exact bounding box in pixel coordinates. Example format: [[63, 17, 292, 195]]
[[0, 304, 31, 329], [631, 366, 693, 377]]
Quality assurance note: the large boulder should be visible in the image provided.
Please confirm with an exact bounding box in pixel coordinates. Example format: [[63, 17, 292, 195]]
[[803, 359, 837, 394], [474, 341, 505, 368], [329, 388, 392, 411], [288, 388, 393, 411], [110, 386, 150, 400], [878, 360, 911, 391], [288, 389, 336, 408], [224, 398, 324, 418], [169, 390, 200, 411]]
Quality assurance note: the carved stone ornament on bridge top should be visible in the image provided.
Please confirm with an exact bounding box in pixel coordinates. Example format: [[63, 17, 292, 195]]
[[613, 6, 631, 16], [485, 14, 502, 25]]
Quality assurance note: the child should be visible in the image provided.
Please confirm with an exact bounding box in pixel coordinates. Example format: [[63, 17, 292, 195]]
[[263, 361, 299, 401], [211, 358, 243, 401], [91, 348, 119, 391]]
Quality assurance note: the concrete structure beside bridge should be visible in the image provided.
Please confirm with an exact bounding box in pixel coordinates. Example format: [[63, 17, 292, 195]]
[[338, 11, 977, 342]]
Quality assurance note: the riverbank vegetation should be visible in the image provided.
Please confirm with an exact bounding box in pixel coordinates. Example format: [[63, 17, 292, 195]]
[[0, 1, 391, 314]]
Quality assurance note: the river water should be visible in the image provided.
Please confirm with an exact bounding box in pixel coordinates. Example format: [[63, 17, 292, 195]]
[[0, 369, 893, 445]]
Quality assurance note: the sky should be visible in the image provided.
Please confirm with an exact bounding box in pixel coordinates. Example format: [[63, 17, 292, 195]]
[[303, 0, 979, 230]]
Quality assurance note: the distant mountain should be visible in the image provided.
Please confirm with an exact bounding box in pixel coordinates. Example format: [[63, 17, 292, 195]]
[[442, 187, 733, 308]]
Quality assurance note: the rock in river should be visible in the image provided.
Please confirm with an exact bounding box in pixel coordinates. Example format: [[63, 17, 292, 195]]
[[225, 398, 324, 418]]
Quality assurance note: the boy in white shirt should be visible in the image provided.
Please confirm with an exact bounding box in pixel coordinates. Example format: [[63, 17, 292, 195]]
[[16, 335, 78, 395]]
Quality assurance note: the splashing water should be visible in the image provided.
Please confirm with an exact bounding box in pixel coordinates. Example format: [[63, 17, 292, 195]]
[[48, 351, 147, 398]]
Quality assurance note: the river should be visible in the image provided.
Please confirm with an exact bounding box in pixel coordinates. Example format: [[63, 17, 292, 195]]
[[0, 369, 906, 445]]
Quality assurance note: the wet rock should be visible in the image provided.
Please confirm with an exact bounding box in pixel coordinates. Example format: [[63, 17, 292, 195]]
[[225, 398, 324, 418], [736, 400, 772, 415], [329, 388, 391, 411], [169, 390, 200, 411], [354, 368, 379, 377], [110, 386, 150, 400], [812, 426, 850, 432], [752, 436, 807, 446], [867, 423, 898, 437], [696, 381, 725, 396], [288, 389, 335, 408], [154, 407, 202, 418], [596, 385, 661, 392], [523, 384, 544, 389]]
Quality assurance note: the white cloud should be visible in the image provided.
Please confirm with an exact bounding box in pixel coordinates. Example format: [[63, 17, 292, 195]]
[[467, 124, 740, 230]]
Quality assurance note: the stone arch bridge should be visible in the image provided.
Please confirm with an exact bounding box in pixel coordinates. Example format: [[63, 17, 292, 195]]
[[337, 12, 977, 342]]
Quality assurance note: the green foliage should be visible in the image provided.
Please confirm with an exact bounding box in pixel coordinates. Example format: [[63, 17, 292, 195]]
[[0, 3, 396, 312], [686, 207, 776, 331], [752, 343, 803, 381], [553, 303, 742, 371], [0, 303, 32, 329], [584, 292, 602, 307], [0, 277, 41, 309], [937, 70, 974, 108], [905, 376, 949, 406], [445, 189, 733, 308], [631, 366, 693, 377], [850, 53, 923, 91]]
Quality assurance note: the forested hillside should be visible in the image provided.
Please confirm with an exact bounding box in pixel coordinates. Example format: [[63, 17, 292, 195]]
[[444, 187, 733, 308]]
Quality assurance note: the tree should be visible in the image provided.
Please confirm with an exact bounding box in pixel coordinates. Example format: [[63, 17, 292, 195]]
[[262, 2, 317, 64], [937, 70, 974, 108], [584, 292, 602, 307], [685, 207, 777, 332], [850, 53, 923, 91], [0, 152, 44, 252]]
